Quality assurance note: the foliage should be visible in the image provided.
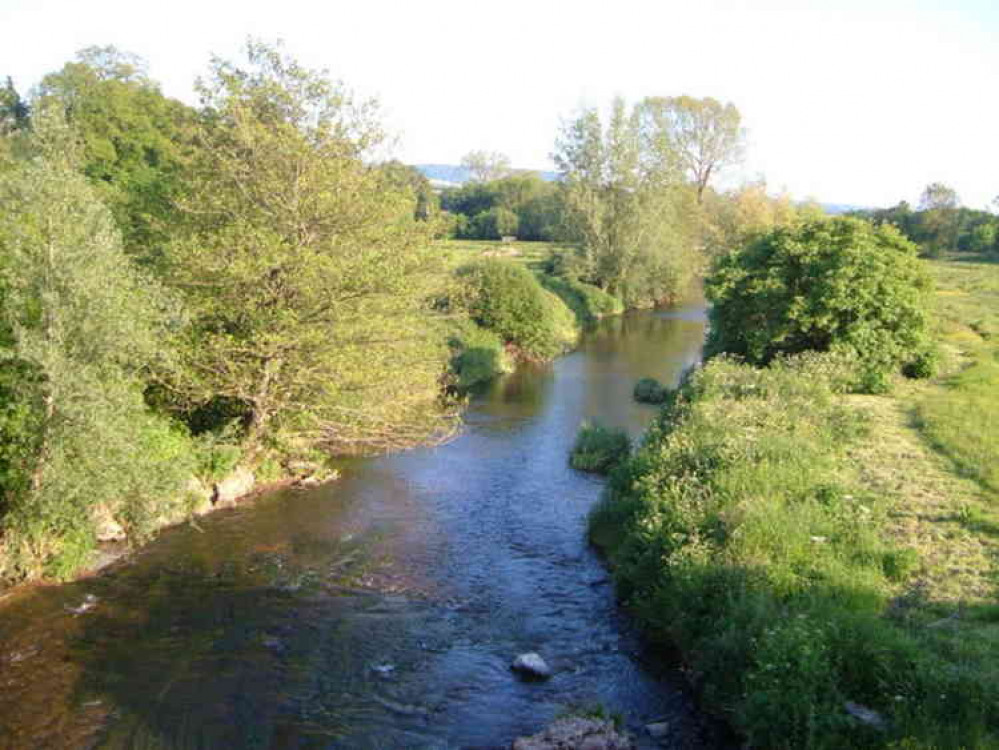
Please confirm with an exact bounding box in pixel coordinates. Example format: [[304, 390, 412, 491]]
[[590, 353, 998, 748], [633, 377, 668, 404], [706, 217, 935, 392], [446, 318, 514, 390], [634, 95, 745, 203], [34, 46, 198, 267], [441, 172, 560, 241], [554, 98, 703, 308], [165, 41, 457, 459], [0, 111, 193, 580], [540, 274, 624, 325], [460, 149, 512, 182], [453, 259, 578, 360], [569, 422, 630, 474]]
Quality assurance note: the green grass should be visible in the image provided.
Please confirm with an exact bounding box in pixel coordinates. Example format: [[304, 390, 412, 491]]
[[570, 422, 630, 474], [590, 275, 999, 750]]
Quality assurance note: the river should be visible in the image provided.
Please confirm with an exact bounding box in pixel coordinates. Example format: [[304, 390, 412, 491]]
[[0, 304, 723, 750]]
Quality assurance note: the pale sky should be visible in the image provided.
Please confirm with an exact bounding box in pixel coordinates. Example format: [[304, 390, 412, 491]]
[[2, 0, 997, 208]]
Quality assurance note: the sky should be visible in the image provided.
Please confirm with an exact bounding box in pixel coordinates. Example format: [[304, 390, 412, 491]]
[[1, 0, 997, 209]]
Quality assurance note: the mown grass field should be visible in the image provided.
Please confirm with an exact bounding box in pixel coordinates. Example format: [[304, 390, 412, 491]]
[[589, 255, 999, 748], [437, 239, 562, 272]]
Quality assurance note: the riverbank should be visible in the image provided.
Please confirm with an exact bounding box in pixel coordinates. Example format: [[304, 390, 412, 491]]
[[0, 307, 713, 749], [589, 256, 999, 748]]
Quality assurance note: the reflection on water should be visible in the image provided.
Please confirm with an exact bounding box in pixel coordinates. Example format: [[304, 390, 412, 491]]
[[0, 307, 724, 750]]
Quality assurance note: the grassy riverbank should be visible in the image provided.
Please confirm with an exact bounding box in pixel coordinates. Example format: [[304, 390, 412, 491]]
[[590, 256, 999, 748]]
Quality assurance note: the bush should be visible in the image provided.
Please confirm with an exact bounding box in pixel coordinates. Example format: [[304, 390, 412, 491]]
[[633, 377, 668, 404], [706, 217, 934, 392], [454, 259, 578, 360], [541, 274, 624, 325], [569, 422, 630, 474], [446, 318, 514, 390]]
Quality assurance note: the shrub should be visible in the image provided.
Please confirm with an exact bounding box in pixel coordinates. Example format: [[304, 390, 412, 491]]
[[706, 217, 935, 392], [541, 274, 624, 325], [446, 318, 514, 390], [570, 422, 630, 474], [455, 259, 578, 360], [633, 377, 668, 404]]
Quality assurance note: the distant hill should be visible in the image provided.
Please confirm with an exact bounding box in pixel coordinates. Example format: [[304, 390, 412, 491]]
[[821, 203, 868, 215], [413, 164, 558, 186]]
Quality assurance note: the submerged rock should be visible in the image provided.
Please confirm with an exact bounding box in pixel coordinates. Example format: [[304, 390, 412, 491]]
[[511, 652, 552, 679], [512, 717, 635, 750]]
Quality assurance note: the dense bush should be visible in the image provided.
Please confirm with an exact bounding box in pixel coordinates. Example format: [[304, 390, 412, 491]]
[[541, 274, 624, 325], [632, 377, 668, 404], [590, 354, 998, 748], [454, 259, 578, 360], [446, 318, 514, 390], [569, 422, 630, 474], [706, 217, 935, 392]]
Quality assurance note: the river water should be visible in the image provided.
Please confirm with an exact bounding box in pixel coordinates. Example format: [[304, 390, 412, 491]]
[[0, 305, 721, 750]]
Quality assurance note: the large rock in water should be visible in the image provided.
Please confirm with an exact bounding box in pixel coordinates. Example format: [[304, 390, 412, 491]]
[[511, 652, 552, 679], [512, 717, 635, 750]]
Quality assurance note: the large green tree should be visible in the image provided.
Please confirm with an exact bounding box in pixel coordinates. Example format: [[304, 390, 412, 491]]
[[635, 95, 744, 203], [0, 108, 191, 580], [554, 98, 700, 307], [167, 41, 456, 458], [35, 46, 197, 265]]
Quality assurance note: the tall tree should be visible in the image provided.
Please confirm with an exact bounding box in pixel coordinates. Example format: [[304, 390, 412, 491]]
[[918, 182, 961, 256], [0, 77, 29, 134], [0, 107, 191, 580], [461, 149, 512, 182], [168, 41, 456, 458], [35, 46, 197, 266], [554, 99, 700, 306], [636, 96, 744, 203]]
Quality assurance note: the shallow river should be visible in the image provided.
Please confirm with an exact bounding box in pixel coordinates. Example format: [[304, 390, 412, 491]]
[[0, 305, 725, 750]]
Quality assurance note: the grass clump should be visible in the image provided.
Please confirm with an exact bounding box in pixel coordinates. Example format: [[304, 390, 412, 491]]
[[570, 422, 630, 475], [590, 352, 999, 749], [633, 377, 669, 404], [454, 258, 578, 360]]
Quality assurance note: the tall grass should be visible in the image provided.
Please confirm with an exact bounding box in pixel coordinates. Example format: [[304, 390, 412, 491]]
[[590, 353, 999, 748]]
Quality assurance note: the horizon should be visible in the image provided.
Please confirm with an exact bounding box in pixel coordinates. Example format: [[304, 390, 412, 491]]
[[2, 0, 997, 210]]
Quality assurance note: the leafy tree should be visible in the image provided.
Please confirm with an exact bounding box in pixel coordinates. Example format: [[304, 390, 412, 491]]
[[0, 77, 29, 135], [378, 159, 440, 222], [0, 108, 192, 580], [167, 41, 456, 458], [917, 182, 961, 256], [34, 46, 197, 265], [554, 98, 701, 307], [635, 96, 744, 202], [706, 217, 935, 392], [461, 149, 512, 182]]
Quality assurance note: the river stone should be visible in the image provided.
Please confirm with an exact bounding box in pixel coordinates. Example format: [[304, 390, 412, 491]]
[[511, 652, 552, 679], [511, 717, 635, 750]]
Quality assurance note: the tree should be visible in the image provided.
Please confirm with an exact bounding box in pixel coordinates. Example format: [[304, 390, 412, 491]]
[[0, 108, 191, 580], [918, 182, 960, 255], [0, 77, 29, 135], [554, 99, 701, 307], [461, 149, 512, 182], [34, 46, 197, 266], [167, 41, 456, 458], [636, 96, 744, 203], [706, 217, 935, 392]]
